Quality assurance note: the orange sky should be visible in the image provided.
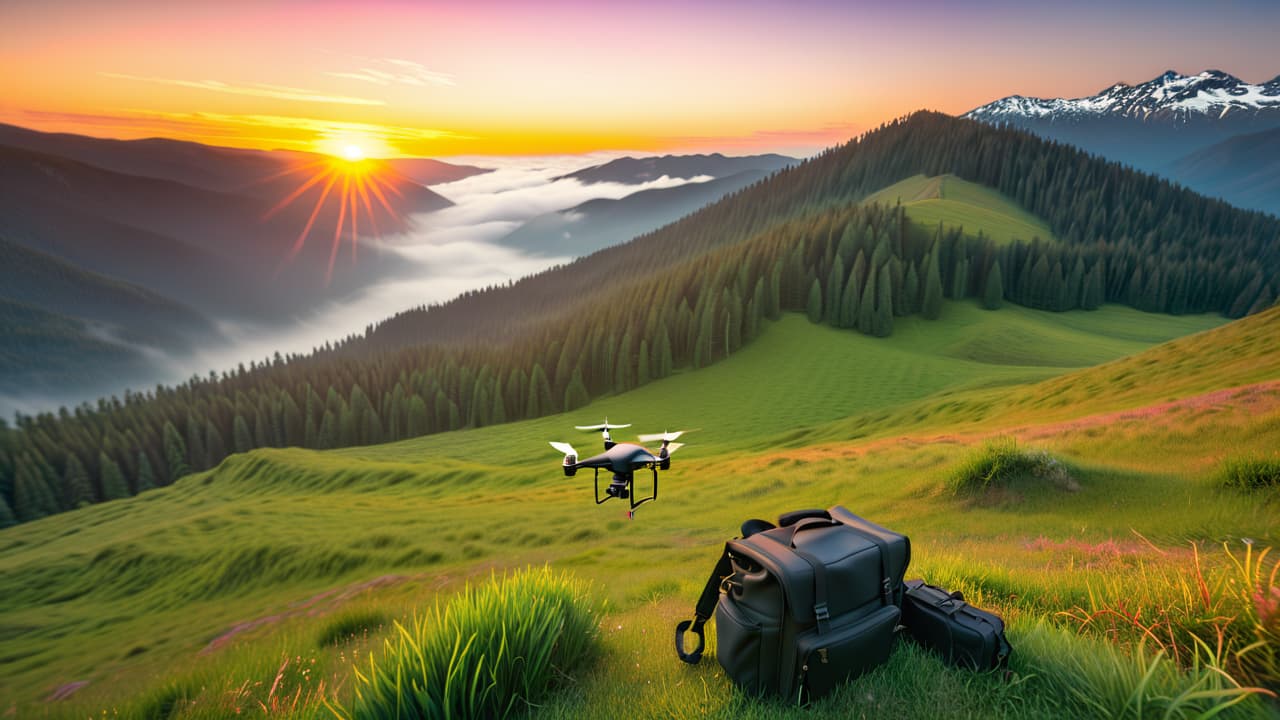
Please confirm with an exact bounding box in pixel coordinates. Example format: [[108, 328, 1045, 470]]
[[3, 0, 1277, 158]]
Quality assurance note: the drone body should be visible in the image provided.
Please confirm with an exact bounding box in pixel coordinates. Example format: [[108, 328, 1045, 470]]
[[549, 420, 687, 518]]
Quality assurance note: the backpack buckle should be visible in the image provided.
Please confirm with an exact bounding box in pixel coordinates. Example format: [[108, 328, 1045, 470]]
[[813, 602, 831, 634]]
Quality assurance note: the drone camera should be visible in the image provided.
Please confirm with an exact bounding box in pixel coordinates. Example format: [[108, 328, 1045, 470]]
[[606, 477, 630, 499]]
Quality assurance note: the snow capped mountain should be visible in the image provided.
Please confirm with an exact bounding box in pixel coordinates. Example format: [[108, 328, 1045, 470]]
[[962, 69, 1280, 177], [967, 70, 1280, 123]]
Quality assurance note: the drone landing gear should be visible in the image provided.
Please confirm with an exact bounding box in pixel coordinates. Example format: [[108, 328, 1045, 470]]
[[593, 467, 658, 513]]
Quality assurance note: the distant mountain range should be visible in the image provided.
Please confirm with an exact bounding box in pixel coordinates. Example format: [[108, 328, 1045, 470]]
[[0, 123, 483, 400], [501, 169, 783, 258], [386, 157, 491, 186], [501, 153, 794, 257], [965, 69, 1280, 215], [556, 152, 794, 185], [1170, 126, 1280, 216]]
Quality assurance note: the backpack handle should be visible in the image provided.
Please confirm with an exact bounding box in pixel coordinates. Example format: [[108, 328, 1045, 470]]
[[781, 516, 841, 547], [777, 508, 831, 527]]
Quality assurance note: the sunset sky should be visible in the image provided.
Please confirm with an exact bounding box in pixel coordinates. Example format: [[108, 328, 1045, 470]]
[[3, 0, 1278, 158]]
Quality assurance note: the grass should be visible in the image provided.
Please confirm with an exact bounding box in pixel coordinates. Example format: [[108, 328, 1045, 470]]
[[862, 174, 1057, 246], [1, 301, 1277, 718], [946, 439, 1077, 496], [1220, 456, 1280, 492], [334, 567, 599, 720]]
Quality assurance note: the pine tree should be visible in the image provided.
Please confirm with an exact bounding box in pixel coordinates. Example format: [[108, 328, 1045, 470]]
[[657, 325, 674, 378], [162, 421, 189, 482], [857, 264, 878, 334], [637, 339, 651, 387], [922, 257, 944, 320], [806, 278, 823, 323], [564, 369, 590, 411], [902, 263, 920, 316], [204, 420, 227, 469], [282, 393, 304, 446], [136, 451, 156, 493], [232, 415, 253, 454], [490, 381, 507, 425], [983, 261, 1004, 310], [0, 493, 14, 528], [826, 255, 845, 326], [338, 406, 357, 446], [63, 453, 94, 508], [527, 364, 553, 417], [99, 452, 128, 500], [407, 395, 429, 437], [874, 263, 894, 337], [13, 455, 58, 521], [186, 413, 206, 471]]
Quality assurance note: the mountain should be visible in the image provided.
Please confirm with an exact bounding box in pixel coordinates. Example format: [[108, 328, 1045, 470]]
[[555, 152, 794, 184], [387, 157, 491, 186], [0, 122, 484, 194], [1170, 126, 1280, 216], [0, 138, 451, 321], [0, 298, 161, 398], [0, 235, 217, 397], [0, 236, 212, 350], [497, 169, 771, 257], [965, 70, 1280, 171]]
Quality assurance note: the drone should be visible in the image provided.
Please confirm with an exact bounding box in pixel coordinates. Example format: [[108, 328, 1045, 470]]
[[549, 419, 688, 518]]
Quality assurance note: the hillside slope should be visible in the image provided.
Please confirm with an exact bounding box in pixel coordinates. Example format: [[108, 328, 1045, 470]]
[[2, 304, 1274, 717], [862, 174, 1057, 245], [7, 112, 1280, 531]]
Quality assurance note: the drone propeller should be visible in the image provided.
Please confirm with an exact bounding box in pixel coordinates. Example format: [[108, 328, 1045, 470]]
[[637, 430, 687, 443], [549, 441, 577, 457], [666, 442, 686, 455], [574, 419, 632, 431]]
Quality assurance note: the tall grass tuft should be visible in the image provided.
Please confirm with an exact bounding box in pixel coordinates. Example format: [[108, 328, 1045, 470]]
[[333, 567, 599, 719], [1218, 456, 1280, 492], [1017, 621, 1272, 719], [947, 438, 1077, 495], [1060, 541, 1280, 694]]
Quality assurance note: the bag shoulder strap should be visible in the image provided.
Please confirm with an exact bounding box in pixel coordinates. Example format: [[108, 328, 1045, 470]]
[[675, 543, 733, 664], [842, 525, 894, 607]]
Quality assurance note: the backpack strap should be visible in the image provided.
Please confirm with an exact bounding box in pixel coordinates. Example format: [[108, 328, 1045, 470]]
[[675, 543, 733, 664], [843, 525, 894, 607]]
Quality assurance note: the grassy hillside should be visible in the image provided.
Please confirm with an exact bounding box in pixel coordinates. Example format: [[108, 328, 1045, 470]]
[[6, 303, 1277, 718], [863, 173, 1057, 245]]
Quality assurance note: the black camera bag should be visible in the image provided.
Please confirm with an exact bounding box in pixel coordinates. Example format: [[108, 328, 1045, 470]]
[[900, 579, 1011, 671], [675, 506, 910, 703]]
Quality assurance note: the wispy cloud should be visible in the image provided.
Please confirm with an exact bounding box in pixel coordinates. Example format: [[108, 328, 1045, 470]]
[[662, 122, 860, 156], [328, 57, 456, 88], [99, 73, 385, 106]]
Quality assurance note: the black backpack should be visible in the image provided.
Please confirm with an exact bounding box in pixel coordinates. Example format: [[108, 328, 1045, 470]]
[[675, 506, 910, 703]]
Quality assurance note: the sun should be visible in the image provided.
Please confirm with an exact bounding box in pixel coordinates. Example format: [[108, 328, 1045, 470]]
[[340, 144, 365, 162]]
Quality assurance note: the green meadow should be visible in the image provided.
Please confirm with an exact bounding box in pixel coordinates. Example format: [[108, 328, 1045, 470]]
[[863, 174, 1058, 245], [3, 302, 1278, 718]]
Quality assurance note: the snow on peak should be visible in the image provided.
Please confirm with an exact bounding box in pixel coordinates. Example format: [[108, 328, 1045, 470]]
[[966, 69, 1280, 122]]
